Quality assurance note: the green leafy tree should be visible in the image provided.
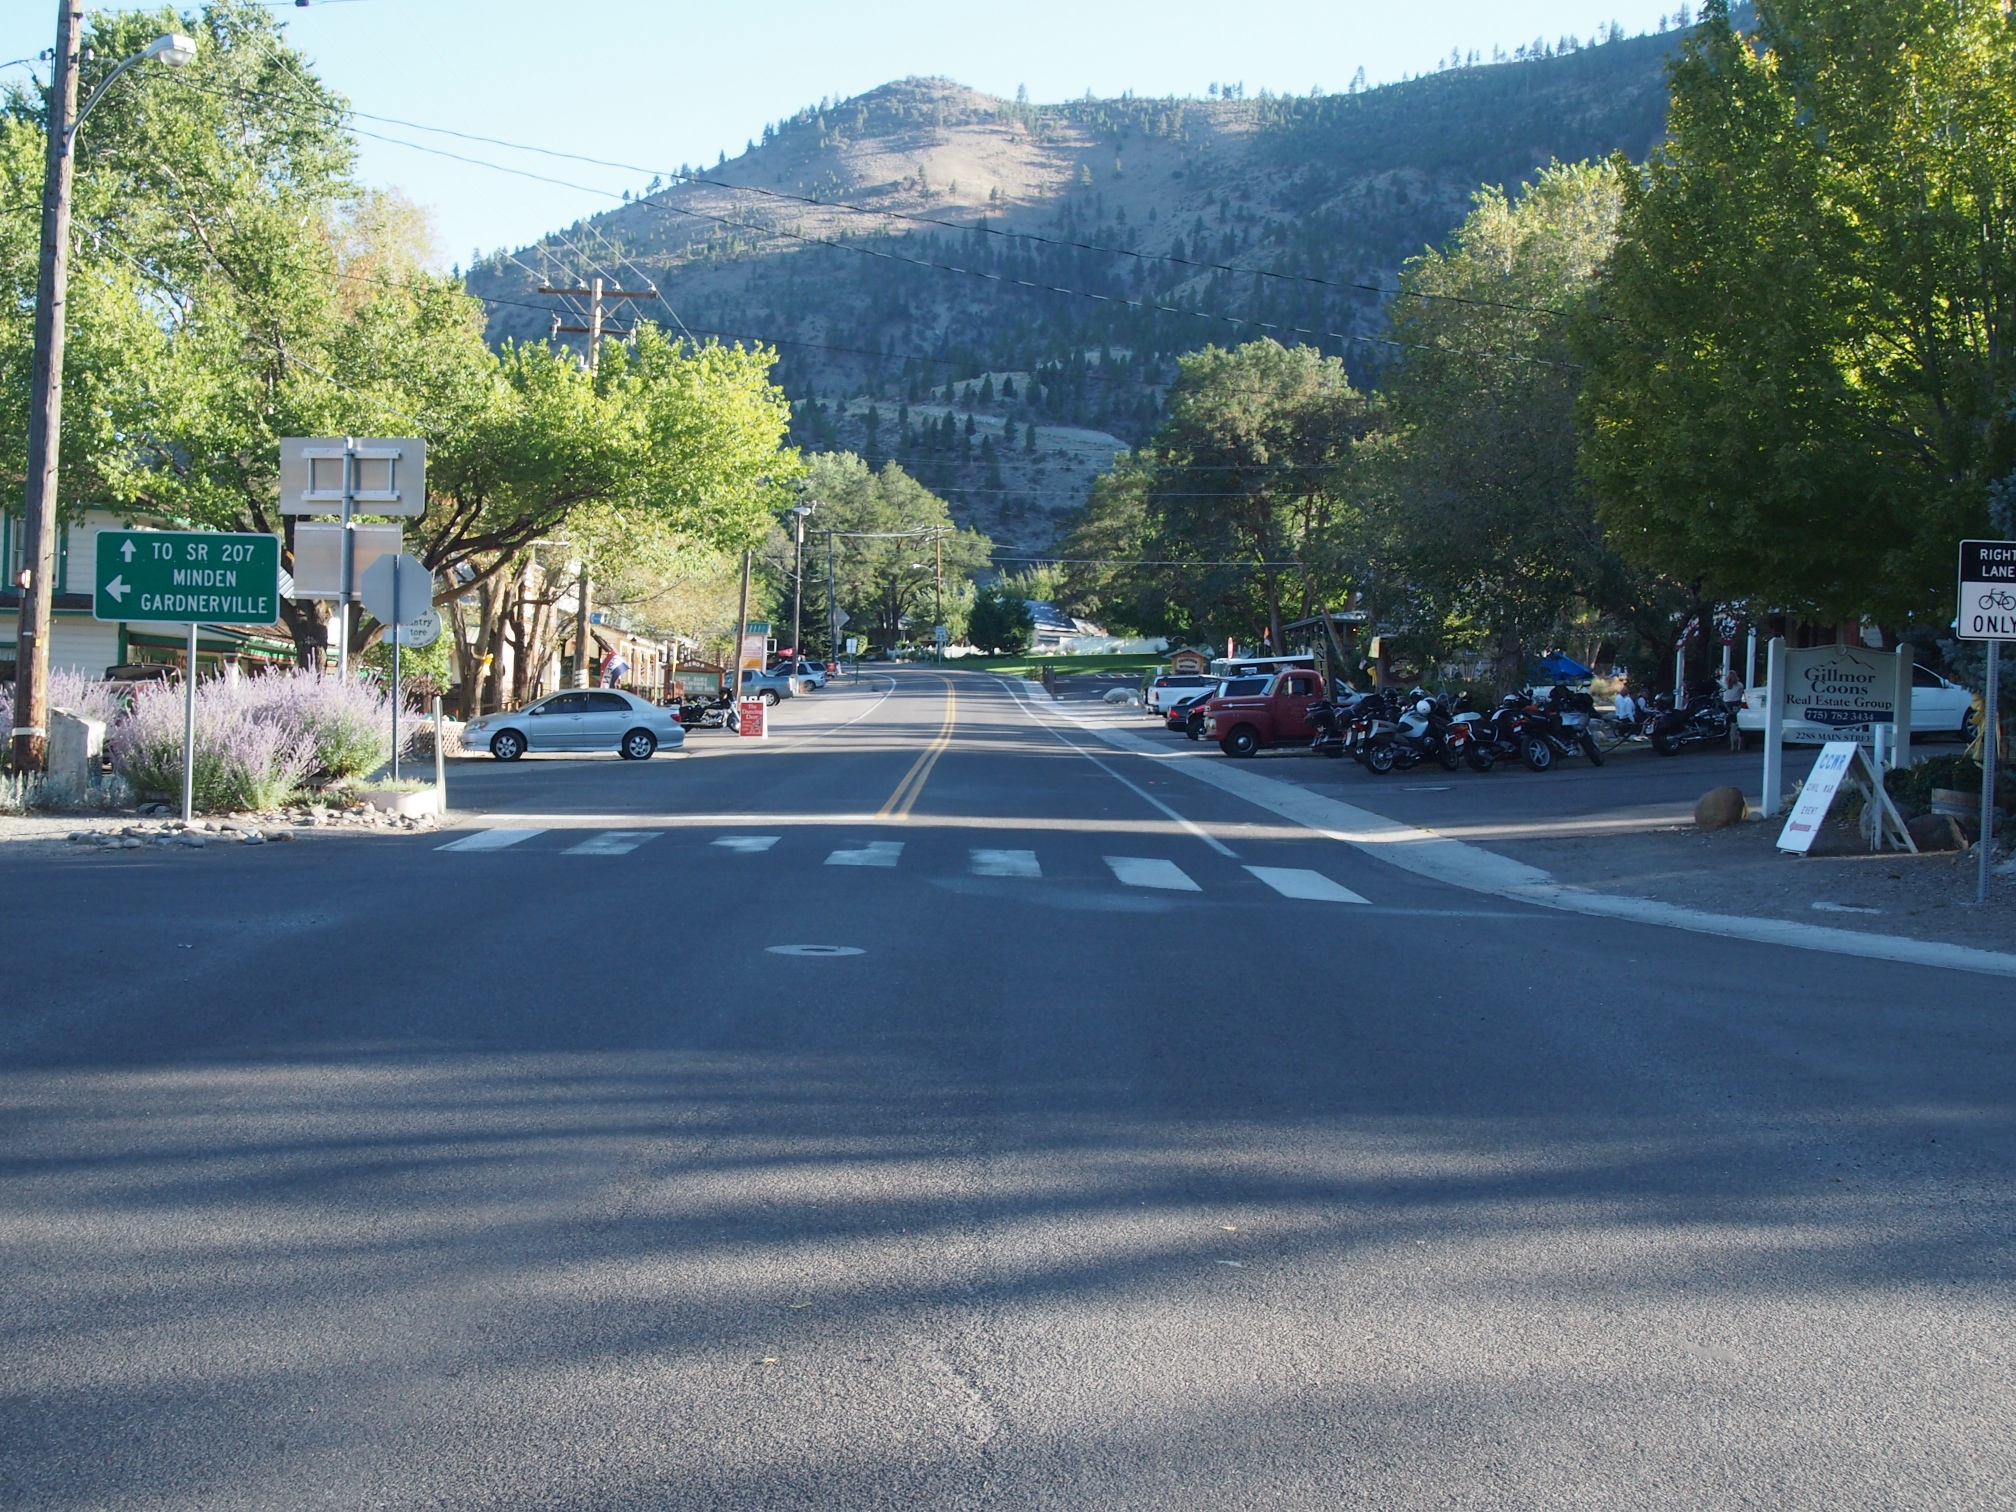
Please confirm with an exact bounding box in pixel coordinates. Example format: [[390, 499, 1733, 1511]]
[[968, 583, 1035, 653], [1, 7, 796, 690], [794, 452, 990, 647], [1373, 159, 1674, 679], [1578, 0, 2016, 624], [1142, 341, 1369, 646]]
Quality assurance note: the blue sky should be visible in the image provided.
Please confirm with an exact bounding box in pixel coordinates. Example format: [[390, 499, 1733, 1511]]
[[4, 1, 1688, 263]]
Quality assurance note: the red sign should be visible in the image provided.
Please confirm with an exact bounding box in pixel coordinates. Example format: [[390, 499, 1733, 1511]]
[[737, 699, 766, 738]]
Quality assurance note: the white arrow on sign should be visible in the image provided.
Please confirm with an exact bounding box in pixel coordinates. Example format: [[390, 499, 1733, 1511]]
[[119, 539, 136, 562], [105, 575, 130, 602]]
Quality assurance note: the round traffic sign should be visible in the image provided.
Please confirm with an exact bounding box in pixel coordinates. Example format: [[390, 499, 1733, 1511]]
[[393, 605, 441, 648]]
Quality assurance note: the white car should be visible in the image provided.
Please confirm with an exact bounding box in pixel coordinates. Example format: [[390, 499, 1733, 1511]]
[[464, 690, 687, 761], [1734, 664, 1976, 745]]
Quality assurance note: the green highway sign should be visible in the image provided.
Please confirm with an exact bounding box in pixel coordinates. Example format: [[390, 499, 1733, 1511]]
[[93, 529, 282, 625]]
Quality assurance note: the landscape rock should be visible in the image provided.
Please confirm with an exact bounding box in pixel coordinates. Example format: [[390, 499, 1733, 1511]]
[[1694, 786, 1748, 831]]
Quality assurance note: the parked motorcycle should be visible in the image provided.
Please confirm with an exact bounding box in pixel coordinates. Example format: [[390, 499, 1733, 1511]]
[[1527, 685, 1606, 768], [1309, 688, 1383, 759], [1363, 695, 1466, 774], [1648, 686, 1730, 756]]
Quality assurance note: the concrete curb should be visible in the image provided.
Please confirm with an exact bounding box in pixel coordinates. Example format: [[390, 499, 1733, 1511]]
[[1014, 686, 2016, 979]]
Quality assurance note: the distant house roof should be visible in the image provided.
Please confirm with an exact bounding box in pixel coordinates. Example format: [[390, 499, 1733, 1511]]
[[1026, 600, 1106, 639]]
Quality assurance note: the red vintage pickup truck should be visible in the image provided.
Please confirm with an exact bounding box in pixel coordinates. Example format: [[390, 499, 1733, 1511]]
[[1201, 668, 1326, 756]]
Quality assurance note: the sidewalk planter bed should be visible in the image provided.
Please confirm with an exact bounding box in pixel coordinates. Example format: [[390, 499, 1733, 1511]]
[[7, 670, 420, 815], [359, 785, 442, 819]]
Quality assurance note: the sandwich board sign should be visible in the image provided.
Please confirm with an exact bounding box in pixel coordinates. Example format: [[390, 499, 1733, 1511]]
[[93, 530, 280, 624], [1777, 740, 1916, 854]]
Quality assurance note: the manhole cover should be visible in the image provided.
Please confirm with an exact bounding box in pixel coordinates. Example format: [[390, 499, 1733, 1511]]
[[765, 944, 865, 957]]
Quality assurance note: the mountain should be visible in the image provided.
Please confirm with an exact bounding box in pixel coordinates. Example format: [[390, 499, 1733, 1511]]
[[466, 28, 1686, 556]]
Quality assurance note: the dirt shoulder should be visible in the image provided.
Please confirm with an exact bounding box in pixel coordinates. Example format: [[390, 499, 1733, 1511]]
[[1490, 815, 2016, 952]]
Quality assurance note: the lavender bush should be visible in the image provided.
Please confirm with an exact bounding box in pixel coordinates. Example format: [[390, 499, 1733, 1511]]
[[0, 669, 126, 735], [240, 671, 396, 780], [110, 678, 314, 812]]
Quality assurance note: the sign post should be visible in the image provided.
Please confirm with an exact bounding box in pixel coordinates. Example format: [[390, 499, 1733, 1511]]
[[361, 553, 434, 783], [280, 437, 425, 679], [94, 528, 281, 822], [1763, 636, 1786, 816], [1957, 540, 2016, 901]]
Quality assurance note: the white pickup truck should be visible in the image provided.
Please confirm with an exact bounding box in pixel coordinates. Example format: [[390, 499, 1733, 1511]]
[[1145, 673, 1219, 714], [1733, 663, 1976, 745]]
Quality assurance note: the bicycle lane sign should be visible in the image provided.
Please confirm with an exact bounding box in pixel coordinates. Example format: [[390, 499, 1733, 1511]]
[[1959, 539, 2016, 640]]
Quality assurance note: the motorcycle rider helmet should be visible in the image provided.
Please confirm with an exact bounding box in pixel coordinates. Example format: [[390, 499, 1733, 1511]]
[[1414, 698, 1434, 716]]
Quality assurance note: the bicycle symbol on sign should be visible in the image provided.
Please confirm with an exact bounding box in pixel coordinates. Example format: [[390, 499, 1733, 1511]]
[[1978, 587, 2016, 612]]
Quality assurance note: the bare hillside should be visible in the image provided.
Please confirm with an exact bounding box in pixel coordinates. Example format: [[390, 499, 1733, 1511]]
[[468, 36, 1681, 554]]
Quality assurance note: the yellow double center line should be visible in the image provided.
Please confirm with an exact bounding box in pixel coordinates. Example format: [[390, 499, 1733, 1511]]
[[878, 680, 957, 818]]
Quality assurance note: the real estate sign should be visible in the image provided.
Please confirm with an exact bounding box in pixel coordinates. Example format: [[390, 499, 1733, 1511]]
[[1779, 643, 1897, 729], [93, 529, 281, 625]]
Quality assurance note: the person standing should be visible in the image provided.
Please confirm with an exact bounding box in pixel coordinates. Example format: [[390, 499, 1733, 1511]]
[[1722, 668, 1747, 749]]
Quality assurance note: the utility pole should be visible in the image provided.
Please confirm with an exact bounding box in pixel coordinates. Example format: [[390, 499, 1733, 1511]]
[[934, 531, 944, 664], [826, 530, 838, 664], [789, 501, 815, 673], [539, 275, 656, 689], [9, 2, 82, 773], [731, 549, 752, 708], [11, 17, 195, 772]]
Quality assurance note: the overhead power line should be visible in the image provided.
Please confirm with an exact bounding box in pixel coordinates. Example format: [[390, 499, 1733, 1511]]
[[344, 122, 1576, 372], [345, 106, 1588, 323]]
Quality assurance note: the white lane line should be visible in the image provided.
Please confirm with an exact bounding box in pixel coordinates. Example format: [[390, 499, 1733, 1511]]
[[971, 848, 1041, 877], [1025, 701, 2016, 980], [994, 678, 1237, 858], [436, 828, 546, 852], [826, 841, 904, 867], [1105, 856, 1201, 892], [713, 835, 781, 852], [564, 830, 661, 856], [1245, 866, 1369, 904]]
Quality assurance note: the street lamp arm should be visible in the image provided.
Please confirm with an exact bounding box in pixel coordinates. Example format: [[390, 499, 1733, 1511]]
[[66, 33, 196, 148]]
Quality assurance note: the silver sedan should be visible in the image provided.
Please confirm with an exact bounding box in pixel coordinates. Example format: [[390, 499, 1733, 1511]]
[[463, 690, 687, 761]]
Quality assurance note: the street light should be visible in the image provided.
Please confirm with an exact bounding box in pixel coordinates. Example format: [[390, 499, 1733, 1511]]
[[10, 15, 197, 771]]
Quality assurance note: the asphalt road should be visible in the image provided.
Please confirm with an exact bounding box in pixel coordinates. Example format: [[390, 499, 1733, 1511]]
[[3, 668, 2012, 1509]]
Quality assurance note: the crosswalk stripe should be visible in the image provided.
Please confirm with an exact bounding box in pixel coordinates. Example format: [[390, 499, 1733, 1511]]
[[712, 835, 781, 853], [1244, 866, 1369, 904], [1104, 856, 1201, 892], [826, 840, 904, 867], [971, 848, 1041, 877], [564, 831, 661, 856], [436, 828, 546, 852]]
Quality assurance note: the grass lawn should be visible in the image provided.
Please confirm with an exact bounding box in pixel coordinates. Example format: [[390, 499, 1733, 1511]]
[[942, 652, 1170, 679]]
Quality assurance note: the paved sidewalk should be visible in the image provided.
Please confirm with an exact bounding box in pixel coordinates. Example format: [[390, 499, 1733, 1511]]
[[1017, 683, 2016, 973]]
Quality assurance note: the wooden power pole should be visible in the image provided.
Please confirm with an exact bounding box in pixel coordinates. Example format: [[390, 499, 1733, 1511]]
[[538, 276, 657, 689], [10, 1, 83, 773]]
